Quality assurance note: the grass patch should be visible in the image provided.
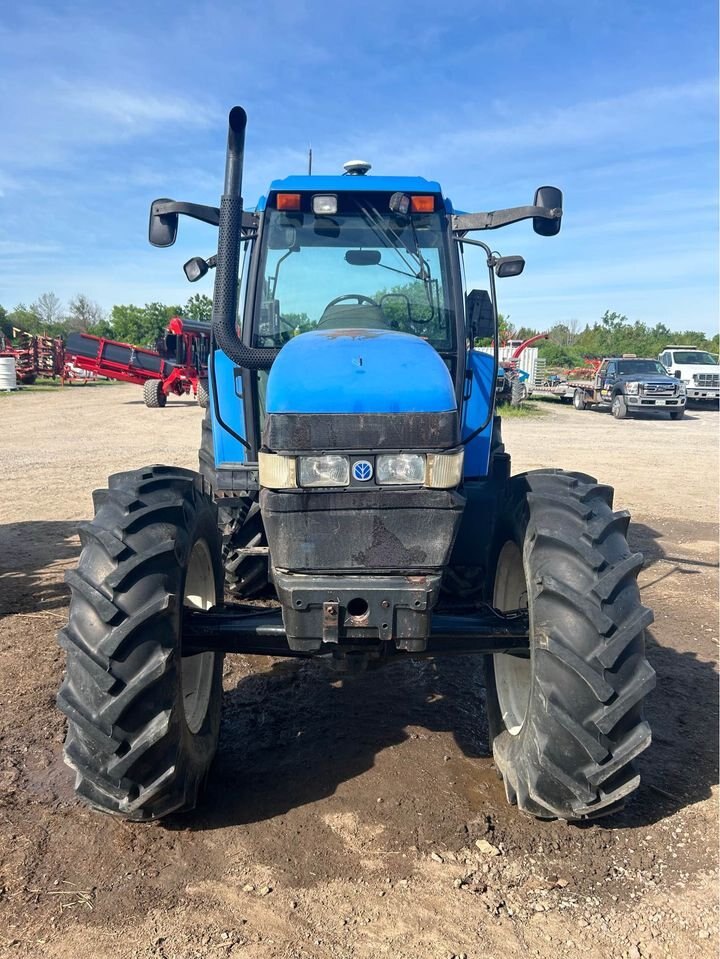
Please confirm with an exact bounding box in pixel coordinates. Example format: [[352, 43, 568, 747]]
[[499, 399, 550, 417], [0, 377, 117, 396]]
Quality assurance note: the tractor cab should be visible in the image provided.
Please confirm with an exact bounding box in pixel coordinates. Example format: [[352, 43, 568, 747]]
[[253, 180, 460, 360]]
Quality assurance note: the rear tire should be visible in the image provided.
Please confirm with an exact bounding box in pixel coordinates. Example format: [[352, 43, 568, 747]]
[[197, 379, 209, 409], [573, 389, 586, 410], [57, 466, 224, 820], [143, 379, 167, 408], [484, 469, 655, 820], [611, 394, 627, 419], [510, 379, 525, 407]]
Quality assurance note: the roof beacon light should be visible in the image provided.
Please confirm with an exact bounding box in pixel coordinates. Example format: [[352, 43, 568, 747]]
[[343, 159, 372, 176], [313, 194, 338, 215], [410, 195, 434, 213], [276, 193, 301, 211]]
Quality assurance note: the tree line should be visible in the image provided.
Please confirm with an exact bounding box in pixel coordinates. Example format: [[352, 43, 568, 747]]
[[0, 293, 213, 347], [1, 293, 716, 366], [498, 310, 718, 367]]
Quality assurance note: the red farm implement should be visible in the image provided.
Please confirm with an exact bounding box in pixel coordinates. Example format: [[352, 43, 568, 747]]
[[65, 316, 211, 407], [0, 329, 66, 384]]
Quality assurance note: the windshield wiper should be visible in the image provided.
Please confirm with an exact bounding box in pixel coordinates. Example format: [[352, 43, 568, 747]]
[[357, 201, 437, 320]]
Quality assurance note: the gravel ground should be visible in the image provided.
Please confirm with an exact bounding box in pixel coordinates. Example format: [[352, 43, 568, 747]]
[[0, 383, 717, 959]]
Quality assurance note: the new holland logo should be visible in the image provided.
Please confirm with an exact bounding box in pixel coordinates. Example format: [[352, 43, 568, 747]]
[[352, 460, 373, 482]]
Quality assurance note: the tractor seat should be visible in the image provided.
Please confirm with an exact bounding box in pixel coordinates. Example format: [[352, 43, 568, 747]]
[[316, 304, 390, 331]]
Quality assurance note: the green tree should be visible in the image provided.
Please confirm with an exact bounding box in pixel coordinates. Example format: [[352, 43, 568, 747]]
[[110, 305, 150, 345], [537, 341, 586, 368], [7, 303, 41, 334], [110, 302, 181, 346], [0, 304, 10, 340], [184, 293, 213, 322]]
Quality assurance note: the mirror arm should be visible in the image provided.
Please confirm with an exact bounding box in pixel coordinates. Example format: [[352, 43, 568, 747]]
[[151, 200, 259, 234], [452, 205, 562, 233]]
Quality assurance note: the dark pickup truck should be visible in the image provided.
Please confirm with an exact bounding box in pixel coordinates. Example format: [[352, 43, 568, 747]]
[[569, 356, 687, 420]]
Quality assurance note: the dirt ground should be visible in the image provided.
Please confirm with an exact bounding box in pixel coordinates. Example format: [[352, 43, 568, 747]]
[[1, 384, 718, 959]]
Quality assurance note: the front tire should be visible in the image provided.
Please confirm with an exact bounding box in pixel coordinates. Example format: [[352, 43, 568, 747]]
[[484, 469, 655, 820], [611, 394, 627, 419], [57, 466, 224, 820], [669, 408, 685, 420]]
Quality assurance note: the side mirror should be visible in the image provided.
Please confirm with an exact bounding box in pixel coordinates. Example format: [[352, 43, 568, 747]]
[[494, 255, 525, 278], [533, 186, 563, 236], [466, 289, 495, 340], [184, 256, 209, 282], [149, 198, 179, 247]]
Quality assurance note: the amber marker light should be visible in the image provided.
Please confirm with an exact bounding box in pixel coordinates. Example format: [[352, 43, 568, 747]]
[[276, 193, 301, 210], [410, 195, 435, 213]]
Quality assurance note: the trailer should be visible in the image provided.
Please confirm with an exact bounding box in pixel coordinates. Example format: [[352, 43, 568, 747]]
[[64, 316, 210, 407], [477, 334, 546, 405]]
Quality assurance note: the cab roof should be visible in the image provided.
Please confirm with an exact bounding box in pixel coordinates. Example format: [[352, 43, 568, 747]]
[[256, 174, 452, 213]]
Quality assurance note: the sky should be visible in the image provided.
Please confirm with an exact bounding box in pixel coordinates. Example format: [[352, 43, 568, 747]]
[[0, 0, 717, 335]]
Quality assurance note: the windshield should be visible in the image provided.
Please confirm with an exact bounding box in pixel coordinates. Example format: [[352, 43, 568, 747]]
[[617, 360, 668, 376], [253, 194, 455, 353], [671, 351, 718, 366]]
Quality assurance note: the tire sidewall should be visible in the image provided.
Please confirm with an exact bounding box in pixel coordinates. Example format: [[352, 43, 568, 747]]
[[483, 478, 533, 750], [173, 497, 224, 779]]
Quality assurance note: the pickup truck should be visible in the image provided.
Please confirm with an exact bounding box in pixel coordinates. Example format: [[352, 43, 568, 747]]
[[658, 346, 720, 402], [569, 355, 686, 420]]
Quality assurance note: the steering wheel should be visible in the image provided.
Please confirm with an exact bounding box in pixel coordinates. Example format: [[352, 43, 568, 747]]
[[324, 294, 381, 310]]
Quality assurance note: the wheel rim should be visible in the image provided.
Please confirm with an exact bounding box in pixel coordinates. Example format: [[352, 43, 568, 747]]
[[493, 541, 531, 736], [182, 539, 216, 734]]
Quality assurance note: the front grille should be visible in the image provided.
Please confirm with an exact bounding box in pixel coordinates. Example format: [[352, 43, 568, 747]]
[[694, 373, 719, 388], [641, 381, 676, 396]]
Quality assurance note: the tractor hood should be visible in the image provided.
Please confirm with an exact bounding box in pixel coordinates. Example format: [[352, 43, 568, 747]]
[[265, 329, 456, 415]]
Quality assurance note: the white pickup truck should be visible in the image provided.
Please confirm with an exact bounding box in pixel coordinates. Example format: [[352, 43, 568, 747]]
[[659, 346, 720, 402]]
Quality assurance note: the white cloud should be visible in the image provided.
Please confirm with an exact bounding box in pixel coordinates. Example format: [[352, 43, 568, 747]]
[[55, 86, 217, 131]]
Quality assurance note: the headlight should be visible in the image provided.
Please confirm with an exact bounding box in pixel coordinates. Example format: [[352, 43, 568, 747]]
[[259, 452, 297, 489], [426, 449, 464, 488], [625, 382, 640, 394], [298, 454, 349, 487], [677, 381, 687, 394], [376, 453, 425, 485]]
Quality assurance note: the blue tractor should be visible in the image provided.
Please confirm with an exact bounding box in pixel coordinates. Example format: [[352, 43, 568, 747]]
[[58, 108, 655, 822]]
